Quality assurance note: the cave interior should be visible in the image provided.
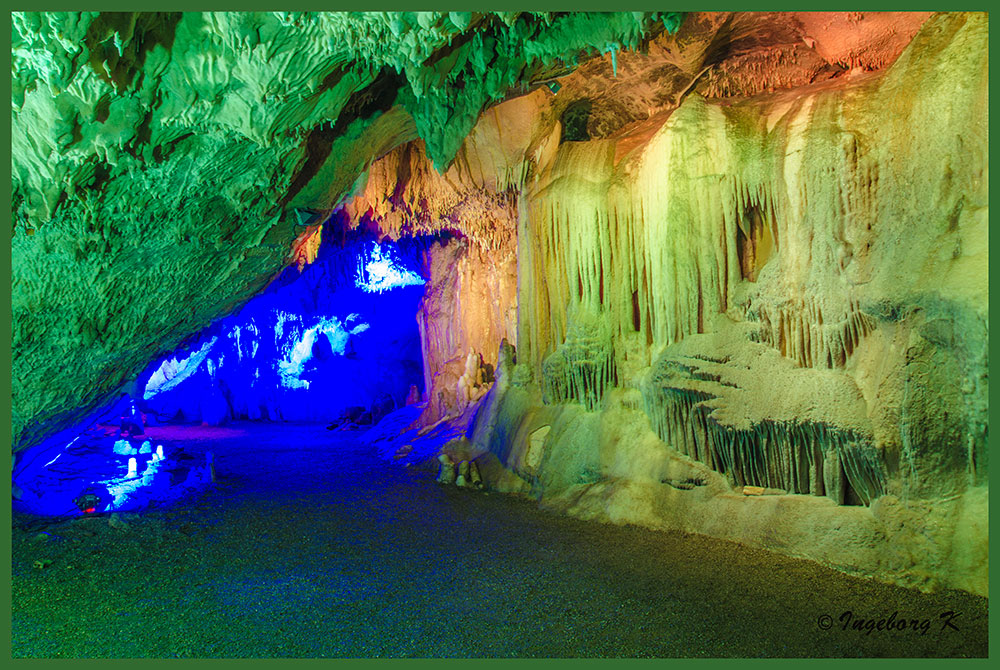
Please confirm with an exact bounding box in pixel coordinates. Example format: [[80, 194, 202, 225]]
[[9, 10, 990, 657]]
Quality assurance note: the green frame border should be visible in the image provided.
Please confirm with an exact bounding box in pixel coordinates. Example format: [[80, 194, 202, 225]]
[[4, 2, 994, 664]]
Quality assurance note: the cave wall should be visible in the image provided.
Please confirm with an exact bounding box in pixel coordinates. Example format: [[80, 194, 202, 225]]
[[415, 237, 517, 425], [482, 12, 987, 594], [341, 96, 537, 425], [13, 9, 936, 450], [515, 10, 987, 493], [136, 231, 430, 425], [351, 11, 987, 594], [10, 12, 413, 451]]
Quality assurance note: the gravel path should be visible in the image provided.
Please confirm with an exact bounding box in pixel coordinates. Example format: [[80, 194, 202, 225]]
[[11, 422, 988, 658]]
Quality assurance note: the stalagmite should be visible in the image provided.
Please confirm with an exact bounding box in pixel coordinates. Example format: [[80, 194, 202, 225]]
[[437, 454, 456, 485], [468, 460, 483, 489], [456, 460, 470, 487]]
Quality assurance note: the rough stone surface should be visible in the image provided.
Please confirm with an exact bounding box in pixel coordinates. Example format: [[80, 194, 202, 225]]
[[365, 11, 986, 595]]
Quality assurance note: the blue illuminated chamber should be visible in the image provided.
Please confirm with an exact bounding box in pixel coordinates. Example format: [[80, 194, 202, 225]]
[[139, 226, 438, 424], [13, 224, 441, 517]]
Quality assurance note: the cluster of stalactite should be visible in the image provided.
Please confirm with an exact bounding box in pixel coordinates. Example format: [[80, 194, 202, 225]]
[[541, 312, 618, 411], [642, 385, 886, 505], [746, 296, 877, 368], [516, 104, 787, 382]]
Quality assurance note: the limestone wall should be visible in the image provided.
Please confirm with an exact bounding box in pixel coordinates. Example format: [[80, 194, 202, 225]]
[[468, 12, 988, 595]]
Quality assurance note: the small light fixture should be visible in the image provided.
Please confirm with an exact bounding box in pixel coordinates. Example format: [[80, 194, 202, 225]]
[[74, 491, 102, 514]]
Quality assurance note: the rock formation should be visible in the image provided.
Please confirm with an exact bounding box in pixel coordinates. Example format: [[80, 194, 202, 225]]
[[11, 11, 988, 595]]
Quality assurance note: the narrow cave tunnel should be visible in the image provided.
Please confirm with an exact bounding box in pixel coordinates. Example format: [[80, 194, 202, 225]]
[[10, 10, 988, 659]]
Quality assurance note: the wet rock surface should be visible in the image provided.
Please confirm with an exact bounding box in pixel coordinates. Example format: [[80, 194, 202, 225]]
[[11, 423, 987, 658]]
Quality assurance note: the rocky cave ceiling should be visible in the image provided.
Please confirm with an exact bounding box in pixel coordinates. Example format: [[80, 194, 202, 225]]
[[10, 11, 953, 452]]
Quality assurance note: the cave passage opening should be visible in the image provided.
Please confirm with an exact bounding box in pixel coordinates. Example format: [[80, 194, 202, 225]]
[[137, 222, 438, 427], [13, 220, 447, 517]]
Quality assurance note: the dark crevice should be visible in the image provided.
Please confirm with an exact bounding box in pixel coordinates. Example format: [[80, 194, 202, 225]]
[[94, 95, 112, 124], [281, 67, 405, 209], [693, 14, 738, 71], [420, 27, 479, 71], [631, 290, 641, 332], [390, 142, 414, 209], [152, 132, 192, 163], [125, 112, 153, 161], [85, 13, 182, 92], [598, 259, 605, 304], [737, 205, 773, 282], [560, 99, 592, 142], [90, 161, 112, 192], [319, 66, 348, 92]]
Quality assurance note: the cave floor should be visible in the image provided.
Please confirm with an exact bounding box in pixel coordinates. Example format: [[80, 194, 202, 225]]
[[11, 422, 988, 658]]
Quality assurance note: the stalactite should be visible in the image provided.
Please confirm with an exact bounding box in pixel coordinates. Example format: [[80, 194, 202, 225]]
[[747, 295, 876, 369], [541, 305, 617, 411], [643, 350, 886, 506]]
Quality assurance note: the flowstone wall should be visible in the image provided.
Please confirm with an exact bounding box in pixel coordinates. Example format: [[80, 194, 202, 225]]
[[487, 13, 986, 595], [336, 12, 987, 594]]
